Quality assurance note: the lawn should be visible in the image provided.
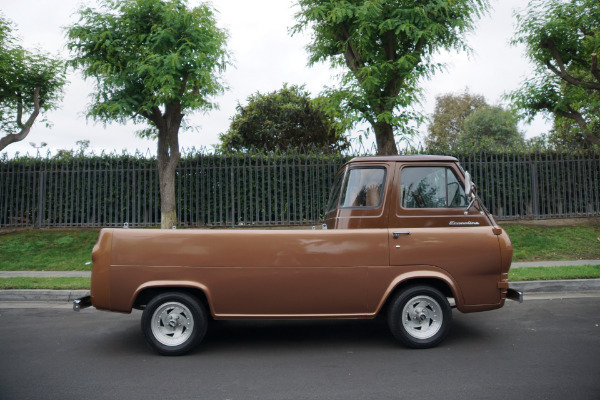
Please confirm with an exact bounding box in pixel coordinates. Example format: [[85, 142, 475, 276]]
[[0, 224, 599, 288], [0, 229, 99, 271], [501, 224, 600, 261], [509, 265, 600, 281], [0, 277, 90, 290]]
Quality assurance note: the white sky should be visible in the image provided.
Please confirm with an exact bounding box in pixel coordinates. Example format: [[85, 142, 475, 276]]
[[0, 0, 550, 157]]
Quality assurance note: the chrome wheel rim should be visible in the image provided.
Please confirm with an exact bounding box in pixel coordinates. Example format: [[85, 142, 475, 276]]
[[401, 295, 443, 340], [151, 301, 195, 347]]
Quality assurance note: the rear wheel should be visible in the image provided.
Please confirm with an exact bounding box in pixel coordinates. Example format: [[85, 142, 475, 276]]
[[141, 292, 207, 356], [387, 285, 452, 349]]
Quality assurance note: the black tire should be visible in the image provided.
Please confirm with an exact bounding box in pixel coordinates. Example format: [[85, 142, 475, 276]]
[[387, 285, 452, 349], [141, 292, 207, 356]]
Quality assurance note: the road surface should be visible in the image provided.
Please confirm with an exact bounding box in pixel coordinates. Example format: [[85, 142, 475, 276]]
[[0, 297, 598, 400]]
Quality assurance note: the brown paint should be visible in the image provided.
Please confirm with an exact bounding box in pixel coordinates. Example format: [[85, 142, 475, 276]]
[[89, 155, 514, 319]]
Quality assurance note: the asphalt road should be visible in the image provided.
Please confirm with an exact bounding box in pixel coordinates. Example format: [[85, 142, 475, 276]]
[[0, 298, 599, 400]]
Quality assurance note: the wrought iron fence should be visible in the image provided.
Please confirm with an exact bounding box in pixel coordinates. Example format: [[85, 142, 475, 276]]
[[1, 148, 598, 228], [458, 150, 600, 220]]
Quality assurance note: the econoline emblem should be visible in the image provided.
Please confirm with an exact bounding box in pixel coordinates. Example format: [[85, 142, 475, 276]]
[[449, 221, 480, 226]]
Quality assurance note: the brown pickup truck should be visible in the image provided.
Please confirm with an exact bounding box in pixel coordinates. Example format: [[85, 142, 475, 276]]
[[74, 155, 522, 355]]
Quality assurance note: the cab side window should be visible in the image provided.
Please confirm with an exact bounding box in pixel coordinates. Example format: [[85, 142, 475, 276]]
[[340, 167, 386, 208], [401, 167, 467, 209], [325, 171, 345, 213]]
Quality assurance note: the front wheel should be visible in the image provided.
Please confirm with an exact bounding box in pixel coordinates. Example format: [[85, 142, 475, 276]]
[[387, 285, 452, 349], [141, 292, 207, 356]]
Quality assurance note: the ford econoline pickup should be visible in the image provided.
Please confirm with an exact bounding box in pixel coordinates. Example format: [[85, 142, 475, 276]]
[[74, 155, 522, 355]]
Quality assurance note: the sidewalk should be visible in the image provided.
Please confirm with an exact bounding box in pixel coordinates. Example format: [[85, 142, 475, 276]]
[[1, 260, 599, 304], [511, 260, 600, 268], [1, 259, 599, 279], [0, 271, 91, 278]]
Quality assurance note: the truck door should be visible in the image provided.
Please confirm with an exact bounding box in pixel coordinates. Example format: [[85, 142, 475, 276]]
[[326, 164, 392, 229], [387, 163, 502, 306]]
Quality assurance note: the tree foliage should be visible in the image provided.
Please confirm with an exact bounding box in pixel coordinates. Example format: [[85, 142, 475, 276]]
[[0, 14, 66, 152], [292, 0, 489, 155], [425, 90, 487, 149], [458, 106, 524, 148], [219, 84, 349, 152], [510, 0, 600, 148], [66, 0, 229, 228]]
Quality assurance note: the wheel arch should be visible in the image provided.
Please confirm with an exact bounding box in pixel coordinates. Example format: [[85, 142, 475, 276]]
[[132, 282, 212, 317], [376, 272, 462, 316]]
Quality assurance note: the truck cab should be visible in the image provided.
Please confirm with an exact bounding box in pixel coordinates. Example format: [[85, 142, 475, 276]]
[[325, 156, 515, 310], [325, 155, 491, 229]]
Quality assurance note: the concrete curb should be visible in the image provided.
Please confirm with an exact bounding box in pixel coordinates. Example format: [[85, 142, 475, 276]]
[[0, 289, 89, 303], [510, 279, 600, 293], [1, 280, 600, 304]]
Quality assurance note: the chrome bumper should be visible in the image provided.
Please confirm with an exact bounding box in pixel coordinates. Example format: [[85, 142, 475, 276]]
[[507, 288, 523, 303], [73, 295, 92, 312]]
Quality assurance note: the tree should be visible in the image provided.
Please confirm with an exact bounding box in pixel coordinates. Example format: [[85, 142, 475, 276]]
[[0, 14, 66, 152], [457, 105, 524, 148], [511, 0, 600, 147], [425, 90, 487, 149], [66, 0, 229, 228], [219, 84, 349, 152], [547, 117, 593, 148], [292, 0, 489, 155]]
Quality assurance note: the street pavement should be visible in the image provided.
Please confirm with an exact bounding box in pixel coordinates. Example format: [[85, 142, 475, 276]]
[[0, 298, 599, 400]]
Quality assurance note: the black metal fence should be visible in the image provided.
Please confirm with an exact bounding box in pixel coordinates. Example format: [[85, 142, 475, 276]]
[[1, 148, 598, 228], [459, 150, 600, 220]]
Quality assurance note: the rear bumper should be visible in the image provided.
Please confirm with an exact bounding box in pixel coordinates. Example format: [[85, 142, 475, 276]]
[[73, 295, 92, 312], [507, 288, 523, 303]]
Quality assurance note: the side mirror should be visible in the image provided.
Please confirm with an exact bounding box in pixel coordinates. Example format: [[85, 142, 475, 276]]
[[464, 171, 472, 198]]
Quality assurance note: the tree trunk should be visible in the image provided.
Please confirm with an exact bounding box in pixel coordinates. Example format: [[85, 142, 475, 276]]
[[584, 133, 600, 147], [0, 86, 41, 151], [373, 122, 398, 155], [157, 124, 181, 229], [557, 106, 600, 147]]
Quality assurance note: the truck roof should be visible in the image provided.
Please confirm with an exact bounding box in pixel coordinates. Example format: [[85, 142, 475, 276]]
[[348, 155, 458, 163]]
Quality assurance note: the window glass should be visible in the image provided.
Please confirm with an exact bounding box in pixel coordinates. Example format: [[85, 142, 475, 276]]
[[325, 171, 345, 213], [400, 167, 467, 208], [340, 168, 386, 208]]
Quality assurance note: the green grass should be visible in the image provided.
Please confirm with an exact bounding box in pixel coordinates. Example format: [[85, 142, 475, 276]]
[[0, 277, 90, 290], [4, 225, 597, 270], [502, 224, 600, 261], [509, 265, 600, 281], [0, 224, 599, 288], [1, 266, 599, 289], [0, 229, 99, 271]]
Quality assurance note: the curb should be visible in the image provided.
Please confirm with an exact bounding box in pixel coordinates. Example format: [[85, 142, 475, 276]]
[[510, 279, 600, 293], [1, 280, 600, 304], [0, 289, 89, 303]]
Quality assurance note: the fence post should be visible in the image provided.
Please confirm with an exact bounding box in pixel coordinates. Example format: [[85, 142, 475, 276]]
[[230, 158, 235, 227], [37, 170, 46, 228], [530, 157, 540, 219]]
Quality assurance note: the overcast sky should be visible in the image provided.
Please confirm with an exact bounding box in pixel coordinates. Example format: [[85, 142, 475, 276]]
[[1, 0, 549, 157]]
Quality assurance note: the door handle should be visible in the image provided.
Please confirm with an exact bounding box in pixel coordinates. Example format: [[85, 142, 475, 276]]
[[392, 231, 410, 239]]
